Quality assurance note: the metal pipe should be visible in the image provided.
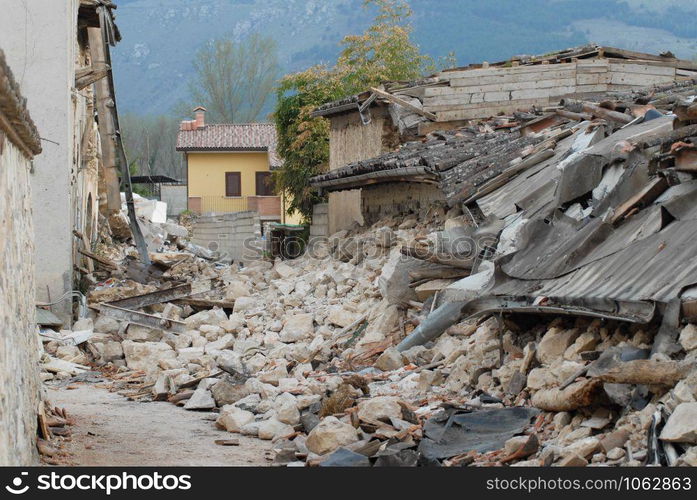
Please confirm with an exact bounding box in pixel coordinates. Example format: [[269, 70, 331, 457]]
[[397, 300, 466, 352], [397, 294, 654, 352]]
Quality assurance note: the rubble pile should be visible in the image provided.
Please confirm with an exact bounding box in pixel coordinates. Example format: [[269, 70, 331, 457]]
[[40, 78, 697, 467]]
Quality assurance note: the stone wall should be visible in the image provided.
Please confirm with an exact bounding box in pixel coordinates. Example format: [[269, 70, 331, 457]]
[[191, 211, 261, 264], [361, 182, 445, 225], [0, 136, 41, 465]]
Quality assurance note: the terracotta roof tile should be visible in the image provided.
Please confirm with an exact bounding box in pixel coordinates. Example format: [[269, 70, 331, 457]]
[[176, 122, 281, 167]]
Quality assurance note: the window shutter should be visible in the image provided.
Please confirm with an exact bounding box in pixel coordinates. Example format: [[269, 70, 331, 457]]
[[225, 172, 241, 197]]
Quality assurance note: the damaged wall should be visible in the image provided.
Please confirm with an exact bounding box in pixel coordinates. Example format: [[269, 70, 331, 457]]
[[327, 107, 400, 234], [0, 52, 42, 466], [428, 58, 689, 121], [328, 106, 399, 171], [361, 182, 444, 225], [0, 0, 79, 324], [0, 136, 41, 466]]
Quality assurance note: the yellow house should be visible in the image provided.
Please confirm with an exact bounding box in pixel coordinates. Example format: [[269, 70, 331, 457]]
[[176, 107, 300, 223]]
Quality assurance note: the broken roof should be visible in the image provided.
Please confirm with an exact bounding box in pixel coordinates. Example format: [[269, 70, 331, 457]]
[[317, 73, 697, 336], [176, 123, 282, 167], [312, 44, 697, 122], [0, 49, 41, 158]]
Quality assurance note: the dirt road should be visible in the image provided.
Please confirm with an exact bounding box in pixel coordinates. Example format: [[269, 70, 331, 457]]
[[47, 383, 271, 466]]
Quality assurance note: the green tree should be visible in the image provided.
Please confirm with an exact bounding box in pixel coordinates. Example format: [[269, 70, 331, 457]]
[[185, 33, 279, 123], [274, 0, 431, 221]]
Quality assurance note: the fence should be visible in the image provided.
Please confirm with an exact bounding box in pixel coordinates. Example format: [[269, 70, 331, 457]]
[[188, 195, 281, 217], [188, 196, 249, 215]]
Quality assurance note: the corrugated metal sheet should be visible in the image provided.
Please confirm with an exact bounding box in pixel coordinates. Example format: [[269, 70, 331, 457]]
[[494, 218, 697, 303]]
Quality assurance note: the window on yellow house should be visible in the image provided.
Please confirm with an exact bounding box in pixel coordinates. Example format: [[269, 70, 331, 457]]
[[256, 171, 274, 196], [225, 172, 241, 197]]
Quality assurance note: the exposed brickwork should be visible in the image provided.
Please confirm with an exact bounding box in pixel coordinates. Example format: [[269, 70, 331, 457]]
[[248, 196, 281, 217]]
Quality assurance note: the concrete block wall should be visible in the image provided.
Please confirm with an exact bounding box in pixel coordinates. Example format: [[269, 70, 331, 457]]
[[191, 211, 261, 264], [427, 59, 688, 121], [0, 136, 41, 465]]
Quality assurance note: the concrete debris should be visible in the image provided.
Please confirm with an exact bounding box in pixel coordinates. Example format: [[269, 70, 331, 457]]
[[660, 403, 697, 444], [305, 416, 360, 455], [46, 75, 697, 467]]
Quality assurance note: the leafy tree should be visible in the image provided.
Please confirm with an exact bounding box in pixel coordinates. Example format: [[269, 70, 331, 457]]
[[184, 33, 279, 123], [273, 0, 431, 221]]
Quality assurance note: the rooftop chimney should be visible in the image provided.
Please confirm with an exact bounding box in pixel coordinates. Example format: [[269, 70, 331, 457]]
[[194, 106, 206, 129]]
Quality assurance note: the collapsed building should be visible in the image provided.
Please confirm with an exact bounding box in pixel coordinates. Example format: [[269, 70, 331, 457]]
[[2, 41, 697, 466], [311, 44, 697, 234], [25, 45, 697, 467]]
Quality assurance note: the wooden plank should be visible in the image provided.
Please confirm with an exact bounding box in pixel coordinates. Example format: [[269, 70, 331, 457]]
[[576, 66, 609, 74], [414, 279, 458, 301], [605, 56, 679, 69], [88, 27, 121, 213], [369, 87, 436, 121], [576, 59, 609, 68], [174, 296, 236, 309], [674, 147, 697, 172], [602, 47, 697, 71], [409, 268, 470, 281], [609, 177, 669, 224], [424, 94, 473, 107], [426, 102, 479, 112], [682, 299, 697, 323], [77, 248, 116, 269], [75, 64, 110, 90]]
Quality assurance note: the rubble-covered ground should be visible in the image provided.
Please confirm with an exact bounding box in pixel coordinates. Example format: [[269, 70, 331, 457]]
[[38, 78, 697, 466], [39, 200, 697, 467]]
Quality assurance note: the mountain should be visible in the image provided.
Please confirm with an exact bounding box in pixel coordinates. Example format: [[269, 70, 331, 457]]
[[110, 0, 697, 117]]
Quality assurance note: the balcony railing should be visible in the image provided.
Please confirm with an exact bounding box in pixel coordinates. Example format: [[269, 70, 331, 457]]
[[188, 195, 281, 217]]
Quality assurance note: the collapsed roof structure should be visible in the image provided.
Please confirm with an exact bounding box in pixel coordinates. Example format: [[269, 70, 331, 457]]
[[310, 45, 697, 354]]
